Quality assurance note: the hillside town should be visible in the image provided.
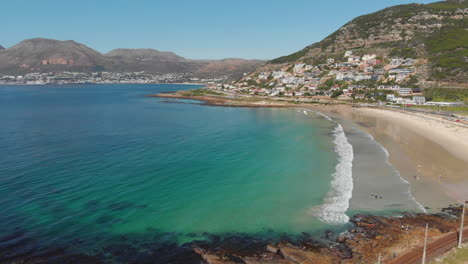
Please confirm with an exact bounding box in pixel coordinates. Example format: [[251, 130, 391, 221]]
[[214, 51, 465, 107], [0, 71, 229, 85]]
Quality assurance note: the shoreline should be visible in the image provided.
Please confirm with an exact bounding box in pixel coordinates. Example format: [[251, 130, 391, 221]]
[[8, 207, 465, 263], [150, 91, 468, 210], [314, 105, 468, 208], [2, 88, 467, 264]]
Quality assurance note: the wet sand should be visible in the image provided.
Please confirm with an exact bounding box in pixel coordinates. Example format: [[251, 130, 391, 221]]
[[309, 105, 468, 211]]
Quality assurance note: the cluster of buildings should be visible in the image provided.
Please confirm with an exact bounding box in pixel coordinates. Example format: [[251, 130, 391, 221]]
[[227, 51, 420, 100], [0, 71, 230, 85], [385, 94, 464, 106], [212, 52, 466, 108]]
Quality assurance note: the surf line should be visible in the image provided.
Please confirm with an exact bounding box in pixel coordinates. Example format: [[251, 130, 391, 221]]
[[362, 133, 427, 213], [302, 108, 354, 224]]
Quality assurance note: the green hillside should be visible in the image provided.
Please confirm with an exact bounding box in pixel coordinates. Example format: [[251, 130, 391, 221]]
[[269, 0, 468, 83]]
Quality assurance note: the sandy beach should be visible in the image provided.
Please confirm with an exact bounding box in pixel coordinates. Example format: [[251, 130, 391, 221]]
[[308, 104, 468, 210]]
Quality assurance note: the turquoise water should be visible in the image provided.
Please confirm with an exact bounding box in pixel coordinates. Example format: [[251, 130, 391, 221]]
[[0, 84, 343, 260]]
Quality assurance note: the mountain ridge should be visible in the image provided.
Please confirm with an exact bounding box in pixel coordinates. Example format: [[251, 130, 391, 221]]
[[105, 48, 187, 62], [0, 38, 265, 79]]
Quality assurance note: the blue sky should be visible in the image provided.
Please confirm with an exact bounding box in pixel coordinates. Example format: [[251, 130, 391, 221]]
[[1, 0, 437, 60]]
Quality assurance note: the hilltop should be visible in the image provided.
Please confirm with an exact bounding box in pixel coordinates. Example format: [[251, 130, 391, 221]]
[[0, 38, 114, 73], [0, 38, 264, 79], [244, 0, 467, 86], [105, 48, 187, 62]]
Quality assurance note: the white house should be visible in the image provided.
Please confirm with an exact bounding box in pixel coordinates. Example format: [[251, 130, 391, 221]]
[[390, 58, 404, 66], [397, 98, 414, 104], [362, 54, 376, 61], [412, 96, 426, 104], [344, 51, 353, 57], [348, 55, 361, 62], [399, 87, 412, 96]]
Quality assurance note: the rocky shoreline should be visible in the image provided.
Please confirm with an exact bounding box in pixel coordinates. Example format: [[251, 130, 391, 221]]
[[1, 207, 465, 264], [190, 206, 465, 264]]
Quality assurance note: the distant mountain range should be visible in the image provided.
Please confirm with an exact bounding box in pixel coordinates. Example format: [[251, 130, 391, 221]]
[[0, 38, 265, 79], [0, 45, 4, 50], [248, 0, 467, 85]]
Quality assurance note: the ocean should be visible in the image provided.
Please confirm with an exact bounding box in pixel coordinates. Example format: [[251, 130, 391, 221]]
[[0, 84, 422, 262]]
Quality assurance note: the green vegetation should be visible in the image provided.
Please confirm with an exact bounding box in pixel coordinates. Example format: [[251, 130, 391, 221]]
[[389, 47, 417, 58], [425, 18, 468, 80], [270, 47, 311, 64], [246, 79, 258, 86], [423, 88, 468, 103], [427, 23, 468, 53], [331, 90, 343, 98], [323, 78, 335, 88], [430, 246, 468, 264], [426, 0, 468, 11], [181, 89, 223, 96], [402, 75, 419, 88], [267, 0, 468, 83], [346, 3, 422, 38]]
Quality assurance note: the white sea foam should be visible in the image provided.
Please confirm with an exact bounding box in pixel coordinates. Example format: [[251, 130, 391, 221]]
[[302, 107, 425, 219], [301, 108, 354, 224], [318, 123, 354, 223], [305, 109, 333, 122]]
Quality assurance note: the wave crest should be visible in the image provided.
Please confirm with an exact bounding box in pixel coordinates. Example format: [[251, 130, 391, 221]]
[[302, 109, 354, 224], [318, 124, 354, 223]]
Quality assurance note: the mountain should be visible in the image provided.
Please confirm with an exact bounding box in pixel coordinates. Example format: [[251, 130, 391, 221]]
[[104, 48, 201, 74], [0, 38, 114, 74], [104, 49, 264, 77], [0, 38, 264, 78], [0, 45, 4, 50], [106, 48, 187, 62], [250, 0, 467, 85], [195, 58, 266, 78]]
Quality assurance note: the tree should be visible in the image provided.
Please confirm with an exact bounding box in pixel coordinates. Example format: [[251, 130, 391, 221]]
[[324, 78, 335, 88], [331, 90, 343, 98]]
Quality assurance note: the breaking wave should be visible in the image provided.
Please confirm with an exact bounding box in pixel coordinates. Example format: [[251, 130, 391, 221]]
[[303, 109, 354, 224]]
